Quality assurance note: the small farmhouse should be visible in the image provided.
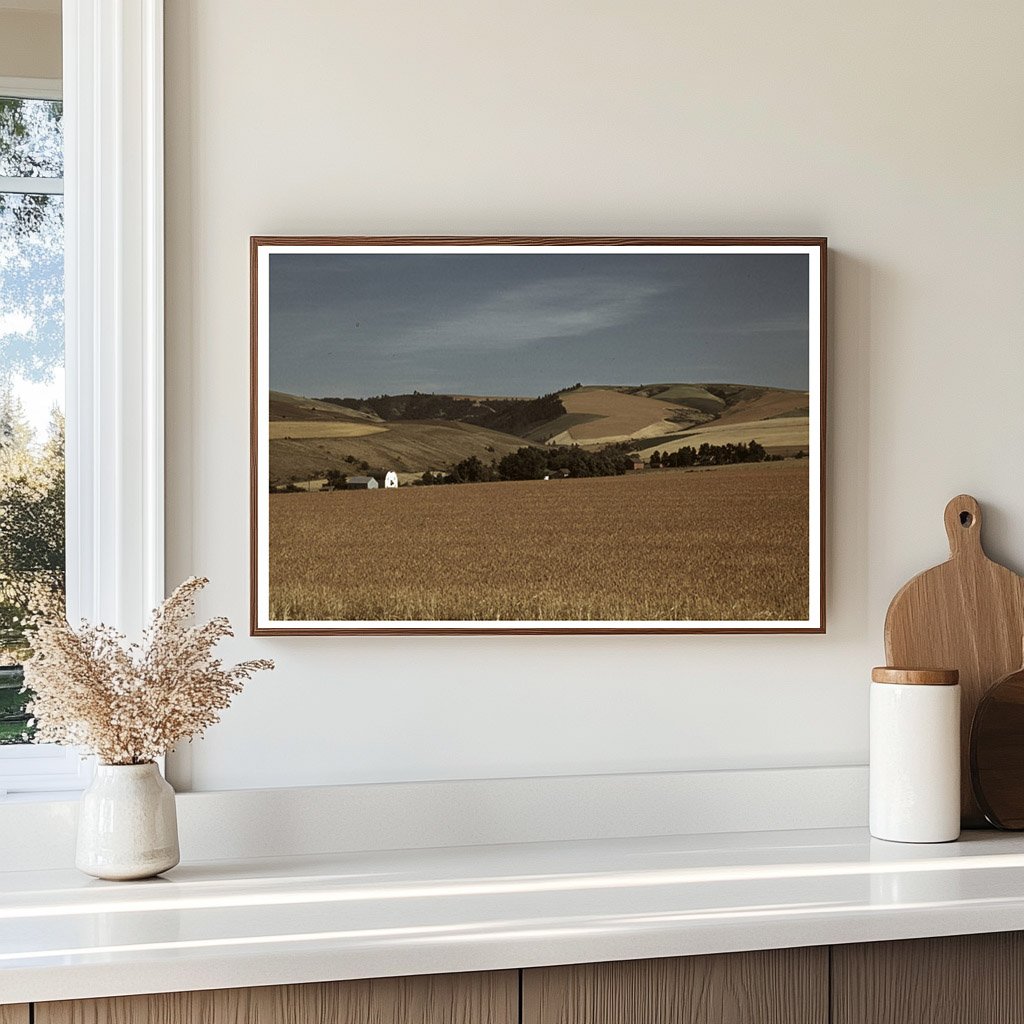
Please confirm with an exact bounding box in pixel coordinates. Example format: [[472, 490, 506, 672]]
[[346, 475, 378, 490], [630, 459, 645, 471], [384, 470, 399, 488]]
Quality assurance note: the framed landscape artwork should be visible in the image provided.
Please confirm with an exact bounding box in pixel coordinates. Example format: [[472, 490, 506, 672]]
[[250, 236, 826, 635]]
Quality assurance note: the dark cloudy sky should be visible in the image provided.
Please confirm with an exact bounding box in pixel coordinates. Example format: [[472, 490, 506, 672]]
[[268, 251, 810, 399]]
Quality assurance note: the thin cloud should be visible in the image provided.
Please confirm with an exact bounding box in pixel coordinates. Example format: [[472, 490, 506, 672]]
[[390, 276, 668, 352]]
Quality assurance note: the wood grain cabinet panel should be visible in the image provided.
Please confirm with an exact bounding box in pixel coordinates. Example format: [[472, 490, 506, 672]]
[[0, 1007, 29, 1024], [36, 971, 517, 1024], [832, 932, 1024, 1024], [522, 948, 828, 1024]]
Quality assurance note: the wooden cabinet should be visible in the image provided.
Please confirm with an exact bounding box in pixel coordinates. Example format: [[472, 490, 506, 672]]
[[17, 933, 1024, 1024], [832, 932, 1024, 1024], [522, 948, 828, 1024], [35, 972, 517, 1024]]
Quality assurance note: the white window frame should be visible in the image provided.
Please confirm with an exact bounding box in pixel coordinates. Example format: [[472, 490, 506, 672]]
[[0, 0, 164, 799], [0, 77, 61, 101], [0, 76, 64, 193]]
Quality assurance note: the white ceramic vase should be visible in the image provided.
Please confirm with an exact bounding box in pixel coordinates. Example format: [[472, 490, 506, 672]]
[[76, 762, 180, 880]]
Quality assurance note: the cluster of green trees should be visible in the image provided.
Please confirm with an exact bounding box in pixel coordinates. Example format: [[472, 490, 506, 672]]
[[484, 392, 567, 437], [320, 390, 568, 438], [499, 444, 635, 480], [416, 444, 636, 486], [0, 395, 64, 650], [417, 458, 491, 485], [649, 440, 771, 468], [417, 470, 450, 486]]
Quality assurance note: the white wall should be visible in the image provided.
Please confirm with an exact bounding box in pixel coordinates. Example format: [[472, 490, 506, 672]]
[[164, 0, 1024, 791]]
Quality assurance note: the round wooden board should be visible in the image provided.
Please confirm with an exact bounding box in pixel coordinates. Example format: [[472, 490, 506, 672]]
[[971, 663, 1024, 829]]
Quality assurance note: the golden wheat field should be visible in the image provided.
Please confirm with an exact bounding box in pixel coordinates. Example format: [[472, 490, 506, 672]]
[[268, 461, 810, 622]]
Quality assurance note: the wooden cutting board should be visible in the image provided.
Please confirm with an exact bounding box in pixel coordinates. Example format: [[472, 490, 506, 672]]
[[884, 494, 1024, 827]]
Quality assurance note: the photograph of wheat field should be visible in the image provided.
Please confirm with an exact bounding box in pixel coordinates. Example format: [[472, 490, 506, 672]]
[[253, 241, 823, 632]]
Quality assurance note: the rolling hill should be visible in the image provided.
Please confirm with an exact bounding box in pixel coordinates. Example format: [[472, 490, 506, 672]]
[[527, 383, 809, 450], [269, 391, 383, 424], [267, 382, 811, 483], [268, 393, 531, 483], [537, 386, 702, 445], [636, 417, 811, 458]]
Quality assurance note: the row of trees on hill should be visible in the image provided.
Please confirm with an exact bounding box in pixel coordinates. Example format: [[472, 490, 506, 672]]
[[320, 390, 568, 438], [416, 444, 636, 486], [269, 438, 798, 493], [499, 444, 635, 480], [650, 440, 773, 468]]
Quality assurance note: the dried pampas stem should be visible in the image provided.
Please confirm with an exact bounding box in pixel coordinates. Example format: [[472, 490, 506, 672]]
[[23, 577, 274, 765]]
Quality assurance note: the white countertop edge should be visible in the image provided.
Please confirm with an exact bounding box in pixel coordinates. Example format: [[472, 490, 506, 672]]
[[8, 900, 1024, 1005]]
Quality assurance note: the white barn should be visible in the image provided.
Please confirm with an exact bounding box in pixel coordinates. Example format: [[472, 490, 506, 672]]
[[384, 470, 399, 489]]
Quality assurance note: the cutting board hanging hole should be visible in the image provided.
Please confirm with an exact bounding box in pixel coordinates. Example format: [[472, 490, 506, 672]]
[[944, 494, 983, 556]]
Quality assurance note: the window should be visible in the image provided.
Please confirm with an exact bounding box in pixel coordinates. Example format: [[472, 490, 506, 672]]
[[0, 80, 81, 796], [0, 86, 66, 738], [0, 79, 85, 798]]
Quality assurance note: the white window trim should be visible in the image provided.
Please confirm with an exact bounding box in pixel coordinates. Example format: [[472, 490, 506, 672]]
[[0, 76, 61, 100], [0, 1, 165, 798], [0, 77, 63, 195]]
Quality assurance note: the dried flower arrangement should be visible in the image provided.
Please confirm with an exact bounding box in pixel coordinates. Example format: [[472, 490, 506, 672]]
[[23, 577, 273, 765]]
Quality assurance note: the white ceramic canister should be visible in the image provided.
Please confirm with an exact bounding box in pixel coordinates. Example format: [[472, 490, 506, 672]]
[[870, 667, 961, 843]]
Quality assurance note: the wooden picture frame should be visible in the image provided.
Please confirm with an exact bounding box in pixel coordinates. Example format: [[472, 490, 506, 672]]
[[251, 236, 826, 635]]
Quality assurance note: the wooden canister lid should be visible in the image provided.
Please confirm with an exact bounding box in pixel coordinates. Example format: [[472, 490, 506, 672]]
[[871, 666, 959, 686]]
